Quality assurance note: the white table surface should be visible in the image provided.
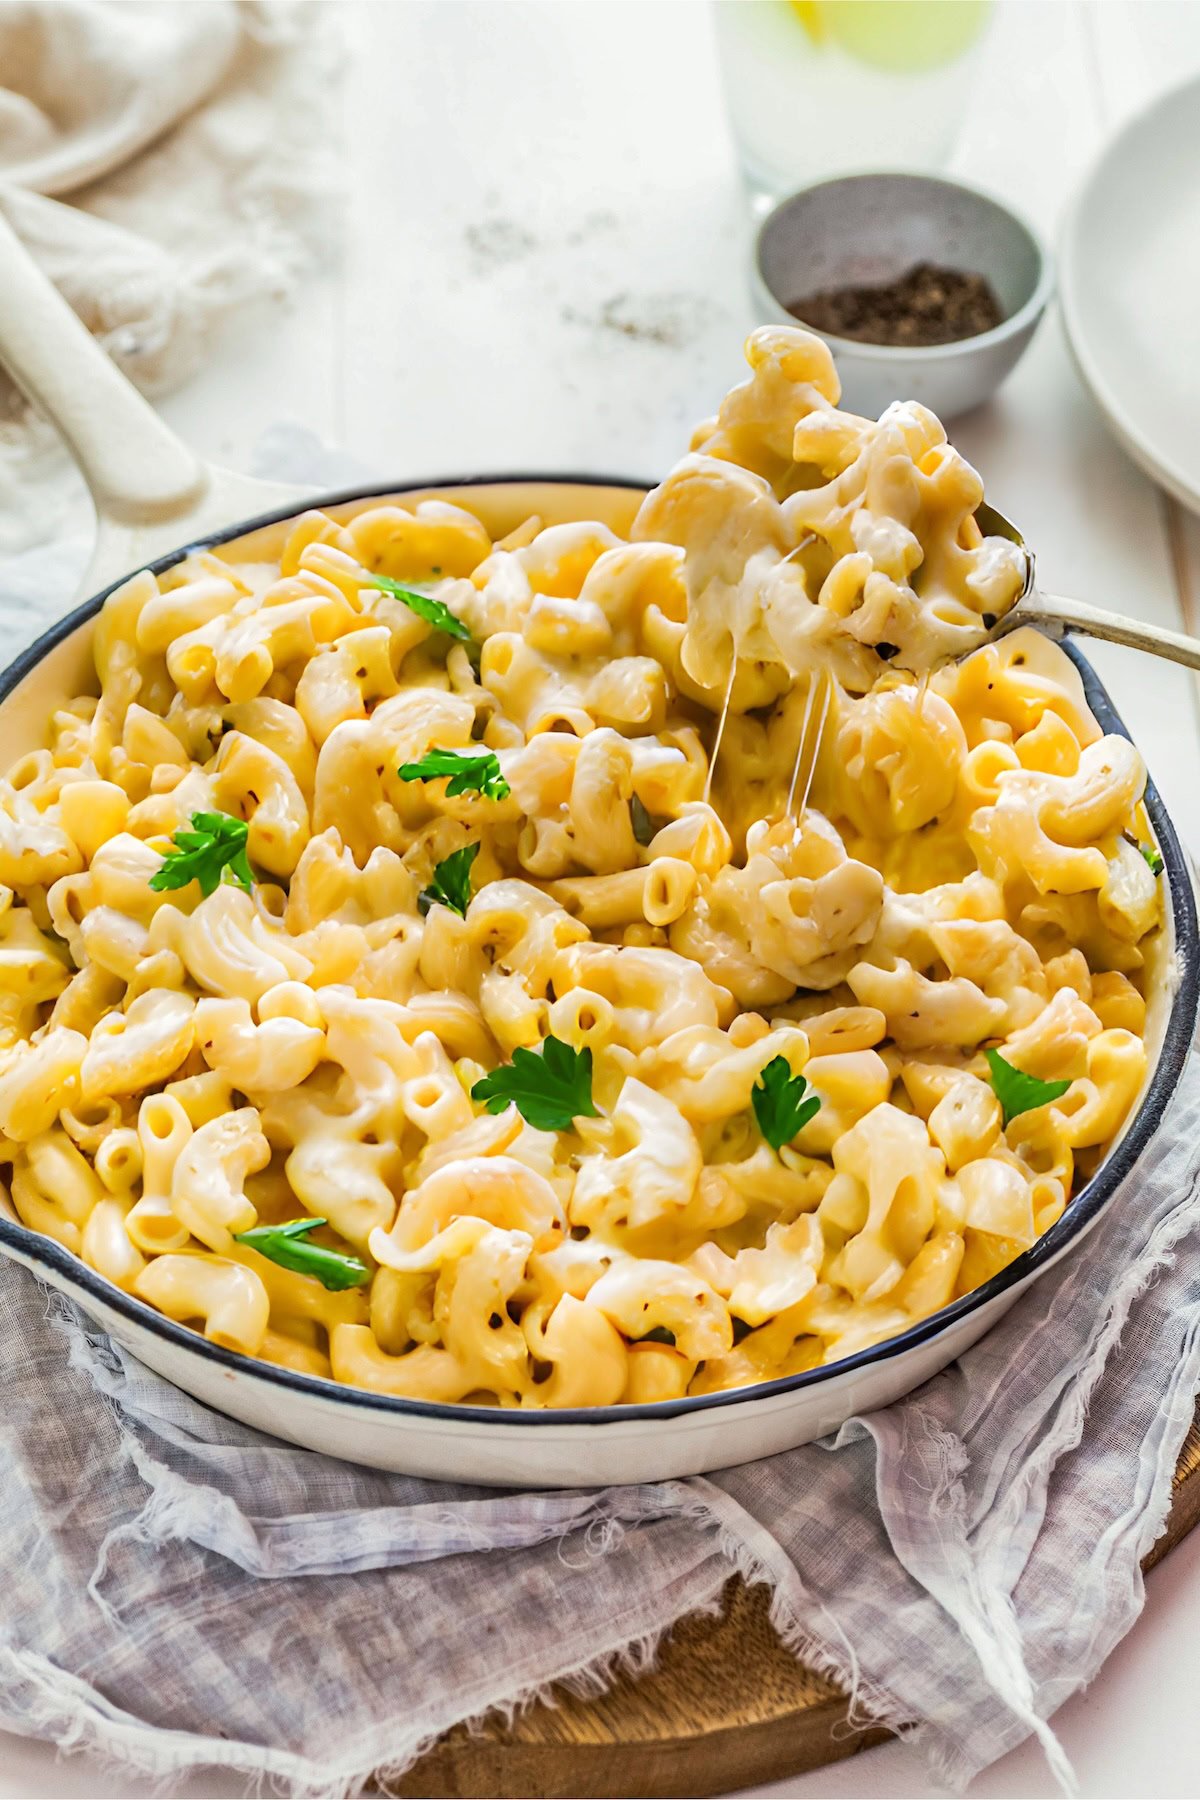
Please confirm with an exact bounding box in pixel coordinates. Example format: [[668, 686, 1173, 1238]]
[[4, 3, 1200, 1796]]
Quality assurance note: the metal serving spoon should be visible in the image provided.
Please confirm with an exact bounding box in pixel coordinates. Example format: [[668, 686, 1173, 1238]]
[[976, 503, 1200, 670], [769, 505, 1200, 826]]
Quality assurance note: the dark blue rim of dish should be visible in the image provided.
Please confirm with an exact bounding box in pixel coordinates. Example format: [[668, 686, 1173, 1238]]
[[0, 474, 1195, 1428]]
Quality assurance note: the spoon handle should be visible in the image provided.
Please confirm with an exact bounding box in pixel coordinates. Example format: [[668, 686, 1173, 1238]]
[[0, 210, 204, 525], [1014, 591, 1200, 674]]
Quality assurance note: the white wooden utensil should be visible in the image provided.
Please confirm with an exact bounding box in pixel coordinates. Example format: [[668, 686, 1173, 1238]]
[[0, 212, 308, 595]]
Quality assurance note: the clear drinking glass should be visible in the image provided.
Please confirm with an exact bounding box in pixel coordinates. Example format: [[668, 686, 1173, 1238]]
[[714, 0, 994, 212]]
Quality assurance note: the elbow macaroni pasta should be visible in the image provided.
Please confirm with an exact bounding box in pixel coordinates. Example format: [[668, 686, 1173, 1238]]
[[0, 328, 1164, 1406]]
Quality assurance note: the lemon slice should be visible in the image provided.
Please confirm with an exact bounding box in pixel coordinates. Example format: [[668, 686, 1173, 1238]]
[[788, 1, 827, 45], [826, 1, 990, 72]]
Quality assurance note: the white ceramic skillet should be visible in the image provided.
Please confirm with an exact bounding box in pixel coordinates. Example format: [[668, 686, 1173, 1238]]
[[0, 219, 1196, 1489]]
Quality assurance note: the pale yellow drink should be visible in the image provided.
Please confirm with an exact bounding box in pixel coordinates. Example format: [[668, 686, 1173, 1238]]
[[715, 0, 993, 208]]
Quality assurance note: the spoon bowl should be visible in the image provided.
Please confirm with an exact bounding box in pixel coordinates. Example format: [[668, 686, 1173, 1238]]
[[969, 503, 1200, 671], [974, 500, 1035, 600]]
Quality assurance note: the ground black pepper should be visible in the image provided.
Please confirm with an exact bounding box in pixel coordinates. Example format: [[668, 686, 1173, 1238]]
[[787, 261, 1004, 348]]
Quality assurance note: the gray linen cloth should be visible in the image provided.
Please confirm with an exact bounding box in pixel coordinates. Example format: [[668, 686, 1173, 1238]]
[[3, 1047, 1200, 1798]]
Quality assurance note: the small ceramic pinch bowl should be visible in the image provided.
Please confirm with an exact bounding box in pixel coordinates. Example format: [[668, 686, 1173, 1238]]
[[753, 172, 1053, 419]]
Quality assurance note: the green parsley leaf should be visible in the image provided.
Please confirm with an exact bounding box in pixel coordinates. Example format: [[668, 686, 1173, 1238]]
[[1123, 829, 1164, 877], [368, 573, 470, 641], [418, 841, 480, 918], [471, 1035, 599, 1132], [397, 746, 511, 801], [630, 794, 657, 847], [233, 1217, 370, 1291], [636, 1325, 677, 1346], [148, 809, 253, 898], [984, 1048, 1072, 1127], [752, 1056, 821, 1151]]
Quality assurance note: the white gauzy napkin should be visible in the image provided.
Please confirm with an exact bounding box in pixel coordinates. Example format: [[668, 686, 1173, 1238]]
[[0, 0, 337, 558], [3, 436, 1200, 1798]]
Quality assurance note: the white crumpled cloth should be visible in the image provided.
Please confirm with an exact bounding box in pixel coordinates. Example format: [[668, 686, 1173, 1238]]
[[0, 0, 335, 558]]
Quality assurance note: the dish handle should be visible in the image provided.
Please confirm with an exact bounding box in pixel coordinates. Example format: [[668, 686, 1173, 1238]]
[[0, 209, 306, 592]]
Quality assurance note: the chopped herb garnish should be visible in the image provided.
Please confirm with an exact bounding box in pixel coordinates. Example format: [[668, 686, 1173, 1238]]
[[984, 1049, 1071, 1128], [418, 841, 480, 918], [1122, 829, 1164, 876], [148, 809, 253, 898], [630, 795, 656, 847], [471, 1035, 598, 1132], [233, 1217, 370, 1291], [368, 573, 470, 641], [397, 747, 511, 801], [752, 1056, 821, 1150]]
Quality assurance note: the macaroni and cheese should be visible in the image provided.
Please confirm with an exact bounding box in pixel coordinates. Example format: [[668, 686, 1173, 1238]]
[[0, 327, 1162, 1407]]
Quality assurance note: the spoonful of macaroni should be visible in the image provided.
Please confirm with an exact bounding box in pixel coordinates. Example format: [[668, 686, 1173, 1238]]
[[633, 326, 1030, 704], [634, 326, 1027, 816], [638, 326, 1200, 810]]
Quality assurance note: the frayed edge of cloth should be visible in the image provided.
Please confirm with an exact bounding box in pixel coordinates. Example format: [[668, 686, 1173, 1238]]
[[671, 1479, 915, 1743], [881, 1406, 1078, 1796], [364, 1595, 729, 1799], [671, 1474, 1079, 1799], [0, 1646, 336, 1798], [988, 1169, 1200, 1560], [0, 1580, 735, 1798], [33, 1291, 1065, 1798]]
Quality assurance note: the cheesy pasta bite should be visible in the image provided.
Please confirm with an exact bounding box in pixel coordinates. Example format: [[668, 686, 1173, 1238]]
[[0, 327, 1162, 1406]]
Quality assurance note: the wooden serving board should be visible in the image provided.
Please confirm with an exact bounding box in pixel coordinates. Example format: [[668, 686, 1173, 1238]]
[[396, 1403, 1200, 1799]]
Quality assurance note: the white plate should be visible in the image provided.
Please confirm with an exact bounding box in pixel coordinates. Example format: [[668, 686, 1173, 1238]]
[[1061, 75, 1200, 513]]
